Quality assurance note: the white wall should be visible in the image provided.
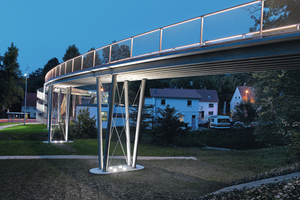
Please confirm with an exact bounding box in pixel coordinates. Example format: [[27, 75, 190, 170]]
[[230, 87, 243, 115], [153, 98, 199, 129], [199, 102, 218, 120], [22, 106, 39, 118]]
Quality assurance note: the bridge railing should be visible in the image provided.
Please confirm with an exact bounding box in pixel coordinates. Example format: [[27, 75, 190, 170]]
[[45, 0, 300, 83]]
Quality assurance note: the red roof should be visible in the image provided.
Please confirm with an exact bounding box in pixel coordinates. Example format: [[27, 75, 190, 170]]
[[238, 86, 255, 103], [21, 93, 38, 106], [149, 88, 219, 102]]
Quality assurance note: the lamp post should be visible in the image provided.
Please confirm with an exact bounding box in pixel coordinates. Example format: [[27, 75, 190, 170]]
[[24, 72, 28, 125]]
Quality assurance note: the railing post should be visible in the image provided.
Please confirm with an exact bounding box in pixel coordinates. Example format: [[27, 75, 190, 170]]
[[130, 38, 133, 58], [72, 60, 74, 72], [159, 28, 163, 53], [109, 45, 112, 63], [81, 55, 84, 70], [200, 17, 204, 46], [93, 51, 96, 67], [260, 0, 264, 38]]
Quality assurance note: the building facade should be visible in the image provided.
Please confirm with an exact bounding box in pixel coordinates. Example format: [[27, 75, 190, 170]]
[[145, 88, 219, 129], [230, 86, 255, 116]]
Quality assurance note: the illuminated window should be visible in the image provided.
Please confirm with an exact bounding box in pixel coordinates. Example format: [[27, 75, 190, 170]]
[[101, 111, 107, 121], [161, 99, 165, 105], [179, 115, 184, 122]]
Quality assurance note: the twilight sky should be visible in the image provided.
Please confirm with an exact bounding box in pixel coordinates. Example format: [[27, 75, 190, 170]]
[[1, 0, 252, 75]]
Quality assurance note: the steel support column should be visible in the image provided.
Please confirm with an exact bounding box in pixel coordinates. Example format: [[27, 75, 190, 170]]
[[124, 80, 131, 166], [65, 87, 72, 142], [103, 75, 117, 172], [57, 88, 61, 124], [96, 77, 103, 170], [47, 86, 53, 143], [132, 79, 146, 168]]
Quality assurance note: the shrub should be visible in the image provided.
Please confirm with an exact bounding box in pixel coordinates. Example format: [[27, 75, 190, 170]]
[[152, 105, 187, 146], [177, 128, 264, 150], [70, 107, 97, 139]]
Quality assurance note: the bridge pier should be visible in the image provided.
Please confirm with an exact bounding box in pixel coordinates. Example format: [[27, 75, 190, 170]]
[[90, 76, 146, 174]]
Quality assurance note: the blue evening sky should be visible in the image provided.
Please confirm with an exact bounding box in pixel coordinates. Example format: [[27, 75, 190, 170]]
[[1, 0, 253, 75]]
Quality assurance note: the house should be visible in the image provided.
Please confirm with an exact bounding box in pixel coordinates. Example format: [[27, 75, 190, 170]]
[[21, 93, 38, 118], [230, 86, 255, 116], [145, 88, 219, 129]]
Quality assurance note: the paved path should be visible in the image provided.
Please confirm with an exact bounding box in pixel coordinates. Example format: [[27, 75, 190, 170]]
[[0, 155, 197, 160], [0, 123, 22, 130], [208, 172, 300, 195]]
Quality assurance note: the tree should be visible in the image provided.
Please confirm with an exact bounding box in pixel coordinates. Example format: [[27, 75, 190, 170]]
[[130, 106, 153, 131], [249, 0, 300, 31], [63, 44, 80, 62], [153, 105, 186, 146], [0, 43, 24, 109], [83, 47, 102, 69], [252, 70, 300, 160], [42, 57, 60, 76], [233, 100, 257, 127], [26, 57, 59, 92], [101, 41, 130, 63]]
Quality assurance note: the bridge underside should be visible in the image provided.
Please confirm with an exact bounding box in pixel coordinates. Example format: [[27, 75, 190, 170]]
[[46, 32, 300, 88]]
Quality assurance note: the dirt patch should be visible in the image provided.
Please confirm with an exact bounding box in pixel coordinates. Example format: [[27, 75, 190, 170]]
[[0, 158, 253, 200]]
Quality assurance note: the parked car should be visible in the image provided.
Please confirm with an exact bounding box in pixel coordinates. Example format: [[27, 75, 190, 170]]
[[208, 115, 231, 129]]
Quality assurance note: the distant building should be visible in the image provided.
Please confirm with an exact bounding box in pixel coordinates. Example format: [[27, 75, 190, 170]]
[[21, 93, 38, 118], [230, 86, 255, 116], [145, 88, 219, 129]]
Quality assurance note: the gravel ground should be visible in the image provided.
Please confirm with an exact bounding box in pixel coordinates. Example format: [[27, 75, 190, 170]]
[[0, 157, 251, 200]]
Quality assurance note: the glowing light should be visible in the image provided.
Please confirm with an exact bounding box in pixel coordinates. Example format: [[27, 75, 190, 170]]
[[113, 168, 117, 172], [246, 90, 249, 94], [122, 167, 127, 171], [119, 165, 122, 169]]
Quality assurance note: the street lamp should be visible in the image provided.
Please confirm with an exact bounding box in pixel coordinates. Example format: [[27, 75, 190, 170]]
[[24, 72, 28, 125]]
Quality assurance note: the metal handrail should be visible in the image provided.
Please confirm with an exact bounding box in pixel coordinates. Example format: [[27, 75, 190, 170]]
[[45, 0, 300, 83]]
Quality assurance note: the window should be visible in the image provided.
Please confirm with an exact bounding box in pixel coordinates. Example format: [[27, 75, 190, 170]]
[[161, 99, 165, 105], [187, 100, 192, 106], [209, 111, 213, 115], [179, 115, 184, 122], [101, 111, 107, 121], [209, 103, 214, 108]]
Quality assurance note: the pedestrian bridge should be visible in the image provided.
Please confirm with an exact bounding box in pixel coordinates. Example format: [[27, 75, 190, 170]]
[[44, 0, 300, 87], [42, 0, 300, 174]]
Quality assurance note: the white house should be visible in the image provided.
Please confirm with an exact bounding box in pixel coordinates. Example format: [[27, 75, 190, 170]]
[[145, 88, 219, 129], [230, 86, 255, 116]]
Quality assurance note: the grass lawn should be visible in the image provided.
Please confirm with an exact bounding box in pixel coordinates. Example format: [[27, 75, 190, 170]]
[[0, 123, 294, 199]]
